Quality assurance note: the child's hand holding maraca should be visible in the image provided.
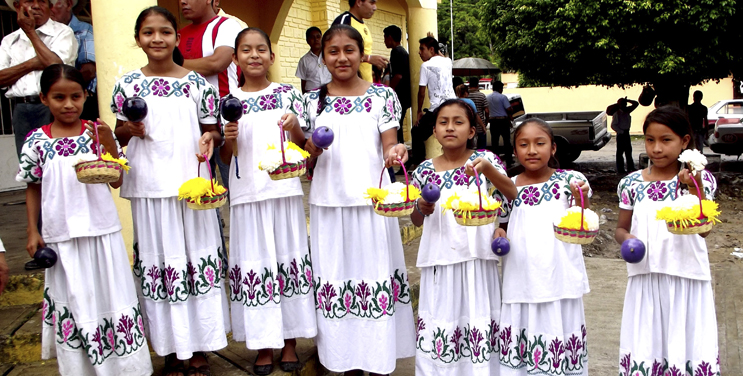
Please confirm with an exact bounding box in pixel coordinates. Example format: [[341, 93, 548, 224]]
[[416, 198, 435, 216], [125, 120, 146, 139], [223, 121, 239, 141]]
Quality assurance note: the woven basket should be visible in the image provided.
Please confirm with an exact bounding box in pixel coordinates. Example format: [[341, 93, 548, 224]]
[[663, 172, 715, 235], [553, 226, 599, 244], [373, 200, 415, 217], [75, 160, 121, 184], [269, 159, 307, 181], [370, 159, 414, 218], [182, 154, 228, 210], [454, 209, 499, 226], [554, 185, 597, 245], [187, 190, 228, 210]]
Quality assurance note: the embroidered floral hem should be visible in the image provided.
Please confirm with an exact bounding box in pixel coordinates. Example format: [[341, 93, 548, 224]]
[[42, 288, 147, 366], [228, 254, 314, 306], [619, 352, 720, 376], [498, 325, 588, 375], [314, 269, 411, 319], [416, 317, 501, 365], [133, 243, 225, 302]]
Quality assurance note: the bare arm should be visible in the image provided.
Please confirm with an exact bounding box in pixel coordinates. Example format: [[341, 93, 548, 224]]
[[0, 58, 39, 87], [25, 183, 44, 258], [626, 99, 639, 113], [389, 74, 403, 90], [182, 47, 234, 77], [614, 208, 634, 244], [415, 86, 426, 125]]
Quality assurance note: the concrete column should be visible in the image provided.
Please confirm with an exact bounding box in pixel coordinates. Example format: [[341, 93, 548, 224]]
[[406, 3, 441, 159], [91, 0, 156, 256]]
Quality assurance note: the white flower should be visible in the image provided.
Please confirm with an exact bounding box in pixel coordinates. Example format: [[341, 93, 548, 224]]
[[670, 194, 700, 210], [258, 142, 306, 172], [678, 149, 707, 175], [380, 182, 408, 204]]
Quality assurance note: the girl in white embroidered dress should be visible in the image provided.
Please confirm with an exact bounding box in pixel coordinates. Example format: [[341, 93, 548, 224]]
[[499, 119, 591, 376], [219, 27, 316, 375], [302, 24, 415, 376], [614, 106, 719, 376], [411, 99, 516, 376], [111, 7, 226, 376], [17, 64, 153, 376]]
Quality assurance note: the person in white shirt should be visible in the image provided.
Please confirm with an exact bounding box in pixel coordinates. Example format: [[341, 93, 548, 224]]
[[0, 237, 8, 296], [295, 26, 331, 93], [0, 0, 77, 158], [411, 35, 455, 165]]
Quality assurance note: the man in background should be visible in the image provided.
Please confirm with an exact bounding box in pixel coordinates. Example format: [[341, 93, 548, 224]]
[[468, 77, 489, 149], [296, 26, 331, 93], [687, 90, 709, 153], [332, 0, 388, 82], [607, 96, 639, 173], [486, 81, 514, 166]]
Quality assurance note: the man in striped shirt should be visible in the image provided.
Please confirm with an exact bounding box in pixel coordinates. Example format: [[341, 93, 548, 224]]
[[468, 76, 489, 149]]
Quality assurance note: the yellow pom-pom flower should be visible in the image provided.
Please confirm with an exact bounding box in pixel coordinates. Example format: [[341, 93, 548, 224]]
[[441, 190, 502, 215], [100, 152, 131, 173], [178, 177, 227, 205], [554, 206, 599, 231], [656, 195, 721, 229], [364, 182, 421, 208], [258, 141, 310, 172]]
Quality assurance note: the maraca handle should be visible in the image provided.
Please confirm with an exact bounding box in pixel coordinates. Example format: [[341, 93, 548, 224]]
[[232, 139, 238, 157]]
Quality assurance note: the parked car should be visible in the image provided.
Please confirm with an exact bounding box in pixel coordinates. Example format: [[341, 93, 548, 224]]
[[479, 78, 492, 91], [486, 98, 611, 164], [706, 99, 743, 129], [708, 116, 743, 156]]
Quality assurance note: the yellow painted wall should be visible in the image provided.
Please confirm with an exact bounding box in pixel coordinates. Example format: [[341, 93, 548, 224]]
[[277, 0, 314, 88], [504, 78, 734, 135], [93, 0, 156, 257]]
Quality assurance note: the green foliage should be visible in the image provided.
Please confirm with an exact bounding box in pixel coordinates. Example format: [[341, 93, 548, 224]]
[[479, 0, 743, 89], [437, 0, 493, 61]]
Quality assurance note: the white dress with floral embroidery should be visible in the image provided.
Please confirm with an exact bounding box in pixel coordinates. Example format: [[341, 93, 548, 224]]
[[499, 170, 591, 376], [412, 150, 509, 376], [616, 170, 719, 376], [303, 84, 416, 373], [16, 126, 153, 376], [110, 70, 229, 358], [224, 83, 317, 349]]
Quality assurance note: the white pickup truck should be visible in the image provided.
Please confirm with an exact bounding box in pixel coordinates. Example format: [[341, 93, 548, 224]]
[[513, 111, 612, 164]]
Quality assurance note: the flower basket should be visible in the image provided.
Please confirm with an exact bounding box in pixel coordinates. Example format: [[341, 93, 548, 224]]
[[658, 174, 718, 235], [442, 165, 500, 226], [179, 154, 228, 210], [554, 186, 597, 244], [370, 159, 416, 218], [75, 160, 122, 184], [269, 159, 307, 181], [263, 120, 306, 181], [74, 123, 127, 184]]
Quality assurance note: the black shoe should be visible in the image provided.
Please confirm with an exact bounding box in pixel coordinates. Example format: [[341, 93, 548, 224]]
[[253, 355, 273, 376], [279, 359, 302, 372], [24, 259, 44, 271]]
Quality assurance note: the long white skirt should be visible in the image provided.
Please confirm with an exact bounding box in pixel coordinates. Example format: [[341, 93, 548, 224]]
[[41, 232, 153, 376], [228, 197, 317, 349], [310, 205, 416, 374], [131, 197, 229, 359], [498, 298, 588, 376], [416, 259, 502, 376], [619, 273, 719, 376]]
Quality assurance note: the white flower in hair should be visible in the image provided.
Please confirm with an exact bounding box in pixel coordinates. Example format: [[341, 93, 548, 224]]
[[678, 149, 707, 175]]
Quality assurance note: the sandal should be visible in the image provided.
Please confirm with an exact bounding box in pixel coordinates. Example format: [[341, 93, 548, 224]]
[[162, 354, 186, 376]]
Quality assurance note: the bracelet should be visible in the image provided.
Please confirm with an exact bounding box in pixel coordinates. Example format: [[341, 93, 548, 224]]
[[415, 199, 429, 218]]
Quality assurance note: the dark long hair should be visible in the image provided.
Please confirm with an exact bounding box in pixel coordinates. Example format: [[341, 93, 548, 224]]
[[40, 64, 85, 96], [234, 27, 272, 87], [316, 25, 364, 115], [134, 6, 183, 65], [642, 105, 695, 150], [433, 99, 477, 150], [513, 118, 560, 169]]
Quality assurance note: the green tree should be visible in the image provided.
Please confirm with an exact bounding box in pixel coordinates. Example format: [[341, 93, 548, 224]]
[[437, 0, 492, 61], [480, 0, 743, 106]]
